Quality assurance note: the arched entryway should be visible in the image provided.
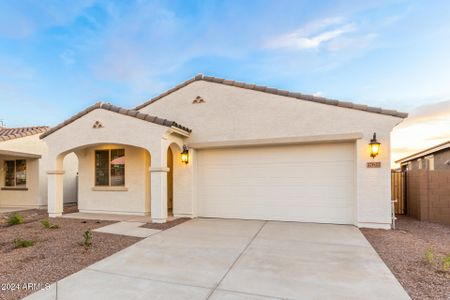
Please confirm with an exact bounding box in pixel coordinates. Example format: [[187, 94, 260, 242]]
[[40, 102, 191, 222], [167, 143, 183, 217], [167, 147, 173, 216], [49, 143, 152, 216]]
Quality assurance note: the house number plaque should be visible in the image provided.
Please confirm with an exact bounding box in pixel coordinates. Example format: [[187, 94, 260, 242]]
[[367, 162, 381, 168]]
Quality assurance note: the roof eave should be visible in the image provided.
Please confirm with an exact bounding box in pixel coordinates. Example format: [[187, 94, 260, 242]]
[[135, 74, 408, 119], [40, 102, 192, 139], [395, 141, 450, 164]]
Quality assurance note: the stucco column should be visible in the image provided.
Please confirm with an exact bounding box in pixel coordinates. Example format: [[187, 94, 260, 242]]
[[47, 170, 65, 217], [190, 148, 198, 218], [150, 167, 169, 223], [149, 138, 170, 223]]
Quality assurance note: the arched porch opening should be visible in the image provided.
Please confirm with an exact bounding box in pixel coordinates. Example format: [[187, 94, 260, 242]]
[[63, 153, 79, 207], [48, 142, 152, 217], [167, 143, 182, 217]]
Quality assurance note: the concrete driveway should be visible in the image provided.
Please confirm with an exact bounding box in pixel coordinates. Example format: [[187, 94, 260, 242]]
[[27, 219, 409, 300]]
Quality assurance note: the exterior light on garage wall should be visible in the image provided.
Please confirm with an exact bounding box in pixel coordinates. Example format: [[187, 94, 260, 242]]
[[369, 133, 381, 158], [181, 145, 189, 164]]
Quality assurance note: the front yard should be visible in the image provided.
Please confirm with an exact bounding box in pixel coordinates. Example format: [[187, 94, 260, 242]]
[[0, 208, 142, 300], [362, 216, 450, 300], [1, 208, 449, 300]]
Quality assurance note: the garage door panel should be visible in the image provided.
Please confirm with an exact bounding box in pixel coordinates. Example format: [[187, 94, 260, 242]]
[[197, 143, 355, 224]]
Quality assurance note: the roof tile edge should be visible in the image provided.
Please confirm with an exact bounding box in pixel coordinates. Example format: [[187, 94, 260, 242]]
[[0, 126, 49, 142], [134, 74, 408, 118], [40, 102, 191, 139]]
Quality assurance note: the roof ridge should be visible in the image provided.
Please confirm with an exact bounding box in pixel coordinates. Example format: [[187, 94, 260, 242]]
[[134, 74, 408, 118], [40, 102, 192, 139]]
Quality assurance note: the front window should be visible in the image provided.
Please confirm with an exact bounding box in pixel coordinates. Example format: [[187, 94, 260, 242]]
[[95, 149, 125, 186], [4, 160, 27, 187]]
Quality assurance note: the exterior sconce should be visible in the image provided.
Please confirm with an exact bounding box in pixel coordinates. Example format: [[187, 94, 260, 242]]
[[181, 145, 189, 164], [369, 133, 381, 159]]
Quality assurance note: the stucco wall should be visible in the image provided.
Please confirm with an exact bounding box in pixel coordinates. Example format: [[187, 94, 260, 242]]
[[0, 134, 78, 207], [43, 109, 171, 162], [140, 80, 404, 228], [170, 144, 194, 217], [42, 109, 187, 217], [76, 144, 150, 215], [0, 156, 41, 207], [0, 135, 47, 208]]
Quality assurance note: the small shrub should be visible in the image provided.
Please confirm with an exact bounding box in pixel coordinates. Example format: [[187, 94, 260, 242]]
[[441, 254, 450, 272], [13, 238, 34, 248], [7, 213, 24, 226], [425, 248, 435, 266], [80, 230, 93, 249], [41, 218, 59, 229]]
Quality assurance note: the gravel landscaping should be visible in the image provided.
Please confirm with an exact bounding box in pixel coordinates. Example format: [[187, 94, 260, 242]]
[[0, 209, 141, 300], [5, 208, 447, 300], [362, 216, 450, 300]]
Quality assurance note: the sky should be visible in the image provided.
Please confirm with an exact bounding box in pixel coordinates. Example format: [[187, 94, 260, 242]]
[[0, 0, 450, 163]]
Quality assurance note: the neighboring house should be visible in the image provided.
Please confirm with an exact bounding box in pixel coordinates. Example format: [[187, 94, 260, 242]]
[[0, 125, 78, 209], [396, 141, 450, 225], [41, 74, 407, 228]]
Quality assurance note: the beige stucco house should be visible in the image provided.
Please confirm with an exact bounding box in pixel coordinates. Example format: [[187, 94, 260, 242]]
[[0, 126, 77, 209], [42, 74, 407, 228]]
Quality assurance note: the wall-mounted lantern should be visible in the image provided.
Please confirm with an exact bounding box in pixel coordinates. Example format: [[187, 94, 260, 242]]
[[369, 133, 381, 159], [181, 145, 189, 164]]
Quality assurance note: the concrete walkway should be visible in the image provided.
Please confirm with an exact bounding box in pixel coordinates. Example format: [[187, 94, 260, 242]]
[[93, 221, 160, 238], [61, 212, 178, 223], [25, 219, 410, 300]]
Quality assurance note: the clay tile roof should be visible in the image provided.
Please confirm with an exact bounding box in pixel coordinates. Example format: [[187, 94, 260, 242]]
[[0, 126, 49, 142], [134, 74, 408, 118], [40, 102, 191, 139]]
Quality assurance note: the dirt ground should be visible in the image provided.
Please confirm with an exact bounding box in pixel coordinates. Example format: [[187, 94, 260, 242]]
[[0, 208, 141, 300], [362, 216, 450, 300], [141, 217, 190, 230]]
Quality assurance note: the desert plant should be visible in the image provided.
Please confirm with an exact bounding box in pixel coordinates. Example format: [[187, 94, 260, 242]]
[[12, 238, 34, 248], [425, 248, 435, 266], [7, 213, 24, 226], [80, 229, 93, 249], [41, 218, 59, 229], [441, 254, 450, 272]]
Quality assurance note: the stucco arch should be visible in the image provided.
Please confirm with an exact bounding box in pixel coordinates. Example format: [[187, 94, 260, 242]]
[[43, 105, 191, 222], [47, 142, 153, 217], [166, 142, 185, 216]]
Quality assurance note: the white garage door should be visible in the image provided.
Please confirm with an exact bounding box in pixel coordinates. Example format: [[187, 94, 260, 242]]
[[197, 142, 355, 224]]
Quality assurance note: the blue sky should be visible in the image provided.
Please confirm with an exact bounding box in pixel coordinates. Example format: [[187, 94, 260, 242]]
[[1, 0, 450, 157]]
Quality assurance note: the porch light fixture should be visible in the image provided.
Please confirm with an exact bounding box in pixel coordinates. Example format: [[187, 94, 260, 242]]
[[181, 145, 189, 164], [369, 133, 381, 159]]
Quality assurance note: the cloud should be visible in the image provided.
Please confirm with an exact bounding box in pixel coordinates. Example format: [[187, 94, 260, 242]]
[[326, 33, 377, 51], [391, 99, 450, 166], [60, 50, 76, 65], [0, 1, 93, 38], [0, 55, 35, 79], [265, 18, 356, 50]]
